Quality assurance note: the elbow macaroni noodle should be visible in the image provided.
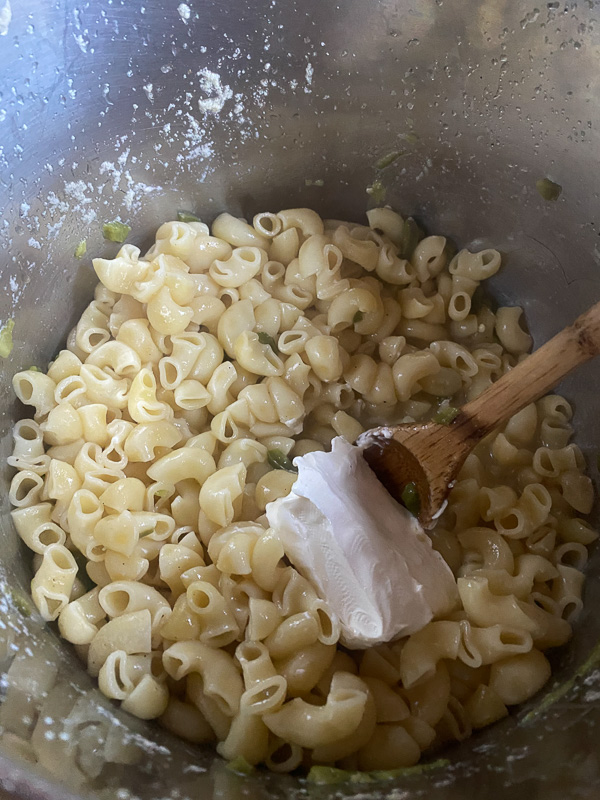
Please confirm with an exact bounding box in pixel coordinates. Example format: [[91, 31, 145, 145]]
[[8, 207, 597, 771]]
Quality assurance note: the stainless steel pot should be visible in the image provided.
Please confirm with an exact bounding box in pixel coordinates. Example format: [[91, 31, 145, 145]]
[[1, 1, 600, 798]]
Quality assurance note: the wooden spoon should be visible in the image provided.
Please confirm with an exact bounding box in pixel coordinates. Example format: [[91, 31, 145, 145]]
[[358, 300, 600, 529]]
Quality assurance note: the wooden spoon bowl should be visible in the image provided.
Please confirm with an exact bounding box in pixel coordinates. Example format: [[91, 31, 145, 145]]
[[358, 299, 600, 528]]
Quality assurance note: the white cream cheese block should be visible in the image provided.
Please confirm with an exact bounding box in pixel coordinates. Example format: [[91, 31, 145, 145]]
[[266, 437, 459, 648]]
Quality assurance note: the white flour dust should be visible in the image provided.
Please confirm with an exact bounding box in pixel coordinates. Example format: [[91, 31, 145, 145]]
[[196, 68, 233, 115], [304, 61, 314, 93], [72, 33, 89, 53], [64, 181, 97, 224], [6, 18, 328, 318], [179, 113, 215, 164], [0, 0, 11, 36], [99, 149, 162, 212], [177, 3, 191, 22]]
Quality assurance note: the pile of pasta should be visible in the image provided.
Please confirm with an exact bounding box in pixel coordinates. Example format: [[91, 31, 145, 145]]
[[8, 207, 597, 772]]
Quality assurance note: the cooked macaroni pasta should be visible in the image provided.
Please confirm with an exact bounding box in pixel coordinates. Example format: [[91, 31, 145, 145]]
[[8, 206, 597, 772]]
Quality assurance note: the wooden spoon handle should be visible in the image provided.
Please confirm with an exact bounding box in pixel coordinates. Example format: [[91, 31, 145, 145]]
[[462, 299, 600, 439]]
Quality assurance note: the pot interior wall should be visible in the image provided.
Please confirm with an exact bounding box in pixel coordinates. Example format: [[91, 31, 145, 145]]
[[1, 1, 600, 798]]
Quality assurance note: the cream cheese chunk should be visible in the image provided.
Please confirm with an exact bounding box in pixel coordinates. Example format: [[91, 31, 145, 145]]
[[266, 437, 459, 649]]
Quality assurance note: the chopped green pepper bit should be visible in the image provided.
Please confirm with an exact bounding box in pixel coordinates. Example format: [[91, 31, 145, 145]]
[[353, 310, 364, 323], [74, 240, 87, 258], [375, 151, 404, 170], [398, 217, 424, 260], [401, 482, 420, 516], [102, 221, 131, 243], [433, 405, 460, 425], [370, 759, 451, 779], [155, 489, 171, 498], [28, 365, 41, 371], [399, 131, 420, 145], [267, 449, 298, 473], [307, 766, 352, 785], [366, 179, 387, 205], [536, 177, 562, 202], [350, 772, 375, 783], [3, 585, 32, 617], [177, 210, 202, 222], [0, 319, 15, 358], [225, 756, 256, 776], [304, 178, 325, 187], [257, 331, 279, 354]]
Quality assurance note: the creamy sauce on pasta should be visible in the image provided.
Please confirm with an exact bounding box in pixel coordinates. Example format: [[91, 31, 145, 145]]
[[266, 437, 458, 647]]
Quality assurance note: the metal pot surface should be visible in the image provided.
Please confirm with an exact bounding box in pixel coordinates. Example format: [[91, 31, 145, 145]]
[[1, 1, 599, 798]]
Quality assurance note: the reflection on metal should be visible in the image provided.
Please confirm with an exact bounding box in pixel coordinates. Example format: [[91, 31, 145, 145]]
[[1, 0, 600, 798]]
